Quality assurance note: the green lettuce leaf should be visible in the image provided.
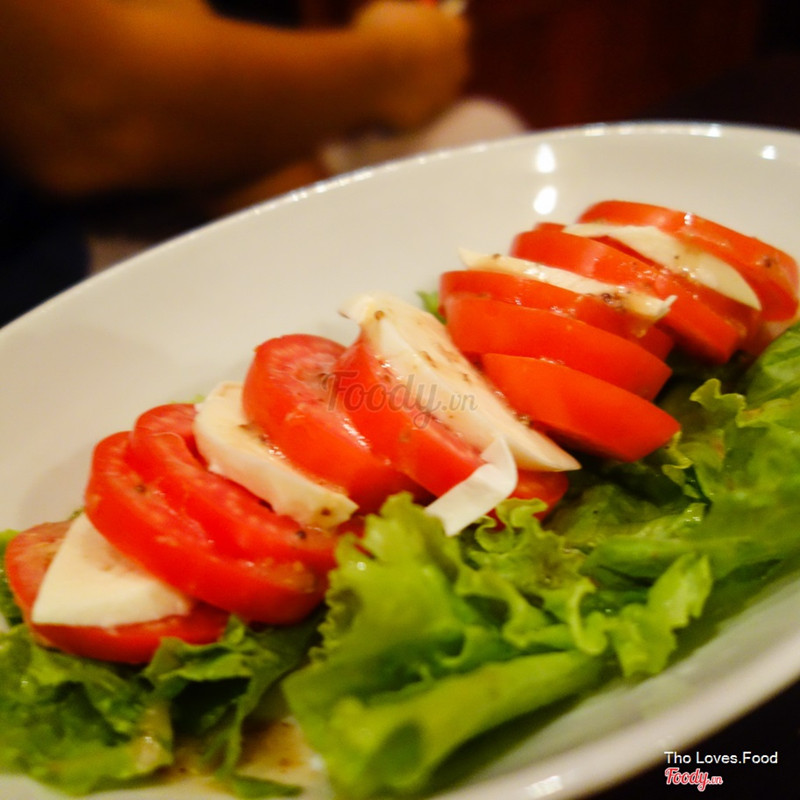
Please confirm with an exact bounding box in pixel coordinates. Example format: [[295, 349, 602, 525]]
[[0, 607, 317, 797], [0, 529, 23, 628], [284, 496, 604, 798], [0, 627, 172, 795], [283, 493, 715, 797], [144, 614, 320, 786], [578, 366, 800, 584], [741, 322, 800, 405]]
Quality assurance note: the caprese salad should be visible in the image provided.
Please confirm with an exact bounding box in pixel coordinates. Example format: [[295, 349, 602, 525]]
[[2, 199, 799, 799]]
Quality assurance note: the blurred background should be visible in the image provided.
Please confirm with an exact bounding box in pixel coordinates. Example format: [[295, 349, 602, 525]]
[[4, 0, 799, 318], [222, 0, 799, 130]]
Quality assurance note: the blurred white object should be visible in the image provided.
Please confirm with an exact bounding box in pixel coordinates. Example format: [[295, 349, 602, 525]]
[[436, 0, 469, 16], [319, 97, 528, 176]]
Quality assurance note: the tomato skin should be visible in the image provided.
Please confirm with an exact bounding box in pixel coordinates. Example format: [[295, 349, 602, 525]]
[[439, 269, 673, 358], [512, 469, 569, 517], [4, 522, 228, 664], [587, 233, 763, 345], [242, 334, 419, 512], [578, 200, 799, 321], [333, 338, 483, 496], [482, 354, 680, 462], [511, 227, 742, 363], [443, 293, 672, 399], [128, 403, 338, 573], [84, 432, 327, 625]]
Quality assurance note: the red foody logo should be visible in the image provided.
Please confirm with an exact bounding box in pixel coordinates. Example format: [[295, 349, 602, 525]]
[[665, 766, 723, 791]]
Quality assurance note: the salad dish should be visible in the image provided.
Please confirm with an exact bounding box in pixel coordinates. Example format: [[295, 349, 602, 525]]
[[3, 122, 800, 800]]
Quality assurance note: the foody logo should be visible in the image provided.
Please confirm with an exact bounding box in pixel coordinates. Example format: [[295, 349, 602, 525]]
[[325, 370, 478, 427], [663, 750, 781, 792], [664, 767, 723, 791]]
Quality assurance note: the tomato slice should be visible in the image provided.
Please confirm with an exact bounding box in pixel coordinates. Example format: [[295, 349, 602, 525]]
[[333, 338, 483, 496], [513, 469, 569, 513], [482, 354, 680, 462], [242, 334, 420, 512], [84, 432, 327, 624], [578, 200, 799, 321], [4, 522, 228, 664], [584, 232, 763, 345], [128, 403, 338, 572], [443, 293, 672, 399], [439, 269, 673, 358], [511, 226, 742, 363]]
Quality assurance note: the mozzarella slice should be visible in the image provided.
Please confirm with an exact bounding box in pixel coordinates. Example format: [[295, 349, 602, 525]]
[[194, 381, 357, 529], [340, 292, 579, 472], [31, 513, 192, 627], [425, 437, 517, 536], [459, 249, 674, 320], [562, 223, 762, 310]]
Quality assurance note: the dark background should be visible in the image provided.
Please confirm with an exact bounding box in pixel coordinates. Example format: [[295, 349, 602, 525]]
[[288, 0, 800, 131]]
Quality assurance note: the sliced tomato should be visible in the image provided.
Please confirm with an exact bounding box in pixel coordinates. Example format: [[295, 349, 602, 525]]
[[4, 521, 228, 664], [242, 334, 420, 512], [128, 403, 338, 572], [333, 338, 484, 496], [443, 293, 671, 399], [482, 354, 680, 462], [585, 232, 763, 344], [578, 200, 799, 321], [511, 226, 742, 363], [536, 221, 763, 342], [512, 469, 569, 513], [84, 432, 327, 624], [439, 269, 673, 358]]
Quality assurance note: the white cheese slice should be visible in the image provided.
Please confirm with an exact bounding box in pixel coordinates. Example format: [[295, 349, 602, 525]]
[[562, 223, 762, 310], [459, 248, 674, 320], [340, 292, 579, 472], [425, 437, 517, 535], [31, 513, 192, 627], [194, 381, 357, 529]]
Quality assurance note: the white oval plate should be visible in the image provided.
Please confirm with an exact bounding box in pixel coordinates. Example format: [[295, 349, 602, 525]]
[[3, 122, 800, 800]]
